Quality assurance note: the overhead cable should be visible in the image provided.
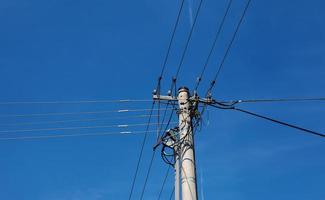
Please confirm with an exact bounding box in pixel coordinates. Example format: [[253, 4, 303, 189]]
[[0, 108, 173, 118], [0, 122, 178, 134], [234, 107, 325, 138], [0, 130, 159, 141], [157, 166, 171, 200], [206, 0, 252, 96], [221, 97, 325, 105], [159, 0, 186, 78], [208, 104, 325, 138], [172, 0, 204, 90], [0, 114, 157, 127], [140, 150, 157, 200], [194, 0, 234, 91], [0, 99, 152, 105], [128, 102, 156, 200]]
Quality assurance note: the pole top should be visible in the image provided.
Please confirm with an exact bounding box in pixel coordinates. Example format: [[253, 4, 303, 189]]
[[178, 86, 189, 94]]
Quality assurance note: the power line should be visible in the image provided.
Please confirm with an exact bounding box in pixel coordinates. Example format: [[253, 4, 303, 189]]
[[128, 102, 156, 200], [208, 103, 325, 138], [159, 0, 186, 78], [0, 114, 157, 127], [0, 99, 152, 105], [234, 107, 325, 138], [221, 97, 325, 105], [157, 165, 171, 200], [0, 130, 159, 141], [194, 0, 234, 91], [0, 108, 173, 118], [206, 0, 252, 96], [169, 187, 175, 200], [140, 150, 157, 200], [0, 122, 177, 134], [172, 0, 204, 86]]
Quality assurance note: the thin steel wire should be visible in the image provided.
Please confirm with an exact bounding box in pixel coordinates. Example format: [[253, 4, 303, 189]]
[[0, 130, 159, 141], [0, 114, 157, 127], [0, 99, 152, 105], [0, 108, 173, 118], [0, 122, 178, 134]]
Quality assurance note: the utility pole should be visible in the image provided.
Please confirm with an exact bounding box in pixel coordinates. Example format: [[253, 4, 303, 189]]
[[174, 147, 180, 200], [153, 86, 198, 200], [178, 87, 197, 200]]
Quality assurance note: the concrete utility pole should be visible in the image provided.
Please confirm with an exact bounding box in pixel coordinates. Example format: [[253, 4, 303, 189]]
[[174, 147, 180, 200], [153, 86, 198, 200], [178, 87, 198, 200]]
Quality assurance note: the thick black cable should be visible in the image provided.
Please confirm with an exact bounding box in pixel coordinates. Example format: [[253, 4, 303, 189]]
[[206, 0, 252, 96], [157, 165, 171, 200], [234, 107, 325, 138], [222, 97, 325, 105], [171, 0, 204, 91], [128, 102, 156, 200], [194, 0, 233, 91], [159, 0, 186, 78], [139, 150, 157, 200], [208, 104, 325, 138]]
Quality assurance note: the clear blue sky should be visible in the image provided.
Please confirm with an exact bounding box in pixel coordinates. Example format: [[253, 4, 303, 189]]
[[0, 0, 324, 199]]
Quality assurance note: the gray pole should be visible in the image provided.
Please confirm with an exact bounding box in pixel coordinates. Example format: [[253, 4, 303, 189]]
[[178, 87, 197, 200], [174, 148, 180, 200]]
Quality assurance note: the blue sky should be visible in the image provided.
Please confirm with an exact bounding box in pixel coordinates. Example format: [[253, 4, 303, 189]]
[[0, 0, 325, 199]]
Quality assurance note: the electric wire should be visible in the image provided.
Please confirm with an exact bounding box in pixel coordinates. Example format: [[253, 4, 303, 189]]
[[139, 150, 157, 200], [128, 102, 156, 200], [0, 114, 157, 127], [157, 165, 171, 200], [194, 0, 233, 91], [169, 187, 175, 200], [171, 0, 204, 91], [0, 99, 152, 105], [159, 0, 186, 78], [234, 107, 325, 138], [0, 122, 178, 134], [0, 108, 173, 118], [221, 97, 325, 105], [0, 130, 159, 141], [206, 0, 252, 96], [139, 105, 175, 199], [208, 104, 325, 138]]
